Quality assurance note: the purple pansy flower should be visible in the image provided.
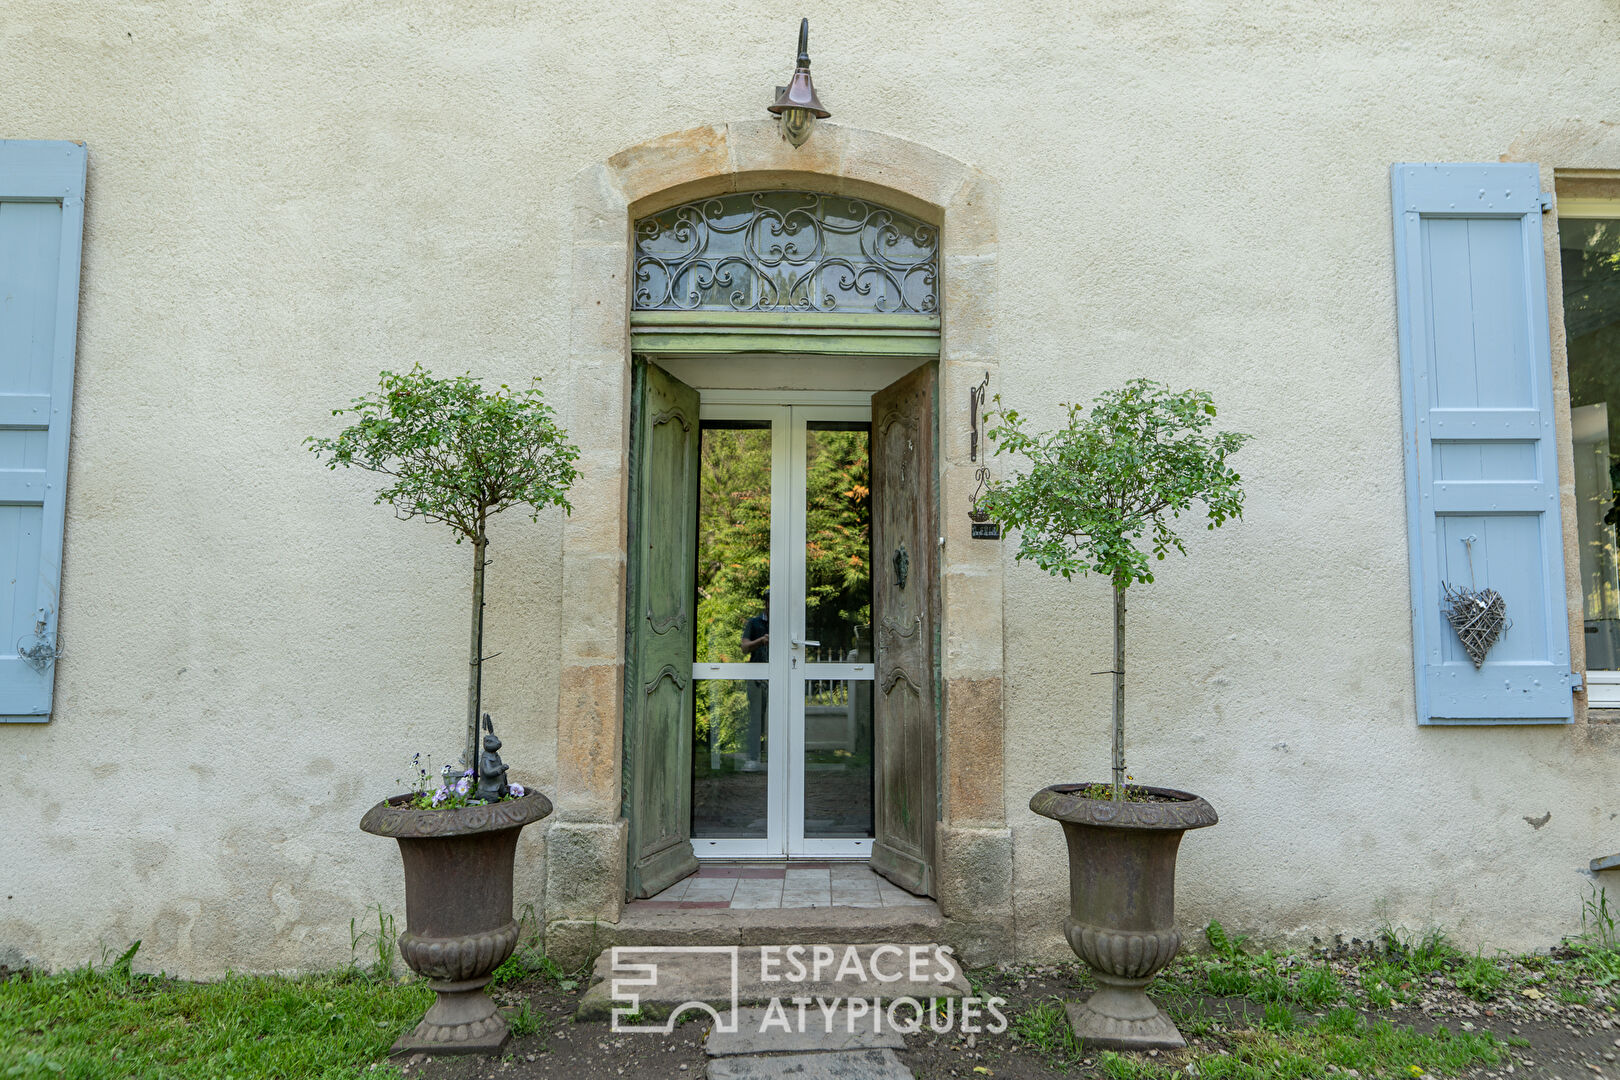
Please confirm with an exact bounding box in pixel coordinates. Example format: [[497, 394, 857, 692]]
[[509, 784, 525, 798]]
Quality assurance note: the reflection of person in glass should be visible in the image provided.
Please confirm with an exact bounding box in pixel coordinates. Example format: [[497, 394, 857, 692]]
[[739, 591, 768, 771]]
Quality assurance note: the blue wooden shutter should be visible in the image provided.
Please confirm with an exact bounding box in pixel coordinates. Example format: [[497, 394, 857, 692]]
[[1392, 162, 1575, 724], [0, 141, 86, 720]]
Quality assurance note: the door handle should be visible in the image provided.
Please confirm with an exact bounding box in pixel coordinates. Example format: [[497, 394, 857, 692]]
[[790, 637, 821, 649]]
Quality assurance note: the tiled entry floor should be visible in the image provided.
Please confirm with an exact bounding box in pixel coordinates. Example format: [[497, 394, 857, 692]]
[[633, 862, 933, 911]]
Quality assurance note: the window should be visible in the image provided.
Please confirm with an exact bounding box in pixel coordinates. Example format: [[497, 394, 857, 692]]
[[633, 190, 938, 314], [1558, 201, 1620, 705]]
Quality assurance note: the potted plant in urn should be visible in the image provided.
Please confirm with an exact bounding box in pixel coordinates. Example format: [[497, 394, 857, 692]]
[[308, 366, 579, 1055], [980, 378, 1249, 1051]]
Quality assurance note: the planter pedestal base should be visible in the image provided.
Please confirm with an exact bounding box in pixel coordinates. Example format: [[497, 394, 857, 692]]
[[1065, 975, 1185, 1051], [390, 975, 509, 1056]]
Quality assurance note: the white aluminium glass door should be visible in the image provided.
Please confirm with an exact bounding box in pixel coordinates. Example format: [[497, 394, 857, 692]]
[[690, 401, 875, 859], [786, 409, 875, 857]]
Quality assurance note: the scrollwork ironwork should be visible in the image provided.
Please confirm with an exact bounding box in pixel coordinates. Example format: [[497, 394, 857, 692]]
[[634, 191, 938, 314]]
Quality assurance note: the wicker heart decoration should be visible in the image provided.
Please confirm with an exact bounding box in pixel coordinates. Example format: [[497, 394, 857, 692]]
[[1442, 582, 1508, 669]]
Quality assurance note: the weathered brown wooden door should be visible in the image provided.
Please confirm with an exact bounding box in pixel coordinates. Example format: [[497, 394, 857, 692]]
[[869, 362, 939, 896], [623, 358, 701, 899]]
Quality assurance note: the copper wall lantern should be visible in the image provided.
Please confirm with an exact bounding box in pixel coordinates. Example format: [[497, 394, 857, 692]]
[[768, 18, 830, 148]]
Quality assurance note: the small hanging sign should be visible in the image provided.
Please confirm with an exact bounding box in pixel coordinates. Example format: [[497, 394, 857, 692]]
[[968, 465, 1000, 540]]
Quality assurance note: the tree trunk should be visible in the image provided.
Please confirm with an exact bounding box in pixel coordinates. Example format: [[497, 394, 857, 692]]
[[466, 533, 488, 773], [1112, 581, 1126, 802]]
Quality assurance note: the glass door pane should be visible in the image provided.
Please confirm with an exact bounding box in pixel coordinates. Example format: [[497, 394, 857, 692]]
[[692, 421, 773, 840], [795, 420, 874, 849], [803, 422, 873, 663]]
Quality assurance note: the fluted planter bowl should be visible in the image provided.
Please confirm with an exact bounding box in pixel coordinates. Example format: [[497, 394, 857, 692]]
[[360, 791, 553, 1055], [1030, 783, 1217, 1051]]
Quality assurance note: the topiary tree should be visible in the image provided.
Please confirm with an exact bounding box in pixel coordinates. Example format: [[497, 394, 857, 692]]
[[307, 365, 580, 773], [980, 378, 1250, 802]]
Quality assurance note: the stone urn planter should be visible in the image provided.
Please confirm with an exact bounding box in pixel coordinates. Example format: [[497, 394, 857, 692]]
[[360, 791, 553, 1055], [1031, 783, 1217, 1051]]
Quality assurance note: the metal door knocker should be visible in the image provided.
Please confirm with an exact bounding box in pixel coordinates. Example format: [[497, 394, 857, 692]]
[[893, 543, 909, 591]]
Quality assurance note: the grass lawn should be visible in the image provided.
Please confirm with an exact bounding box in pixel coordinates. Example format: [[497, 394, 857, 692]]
[[0, 945, 430, 1080], [7, 909, 1620, 1080]]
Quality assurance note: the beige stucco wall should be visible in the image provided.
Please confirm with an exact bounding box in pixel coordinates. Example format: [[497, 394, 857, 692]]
[[3, 0, 1620, 976]]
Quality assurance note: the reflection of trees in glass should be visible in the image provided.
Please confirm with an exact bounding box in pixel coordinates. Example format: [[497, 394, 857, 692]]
[[805, 429, 872, 661], [691, 425, 871, 762], [697, 427, 772, 666], [695, 427, 771, 760]]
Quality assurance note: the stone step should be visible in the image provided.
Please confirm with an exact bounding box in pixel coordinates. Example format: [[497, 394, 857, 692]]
[[707, 1049, 912, 1080], [612, 902, 945, 947], [705, 1005, 906, 1056], [575, 943, 969, 1021], [545, 896, 949, 970]]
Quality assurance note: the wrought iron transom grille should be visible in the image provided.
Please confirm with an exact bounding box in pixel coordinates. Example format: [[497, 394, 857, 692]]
[[633, 191, 938, 314]]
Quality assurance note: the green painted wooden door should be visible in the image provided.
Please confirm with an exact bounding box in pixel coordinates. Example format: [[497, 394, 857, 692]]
[[869, 362, 939, 896], [624, 358, 702, 899]]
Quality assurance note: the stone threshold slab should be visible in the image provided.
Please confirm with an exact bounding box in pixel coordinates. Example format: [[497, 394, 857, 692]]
[[705, 1005, 907, 1056], [706, 1049, 912, 1079], [576, 943, 968, 1021], [611, 903, 944, 949]]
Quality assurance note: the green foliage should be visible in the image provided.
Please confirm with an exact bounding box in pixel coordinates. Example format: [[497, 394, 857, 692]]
[[306, 365, 580, 542], [0, 946, 429, 1080], [1184, 923, 1343, 1011], [1190, 1010, 1501, 1080], [1453, 953, 1509, 1001], [1098, 1050, 1171, 1079], [1557, 984, 1592, 1005], [1582, 885, 1619, 949], [1361, 964, 1405, 1010], [1378, 924, 1457, 974], [1260, 1001, 1295, 1032], [348, 906, 397, 981], [981, 381, 1249, 796], [981, 379, 1251, 589], [1293, 966, 1345, 1009], [506, 1000, 547, 1040], [308, 365, 580, 769], [1010, 998, 1084, 1066], [1206, 920, 1250, 961], [1566, 888, 1620, 987]]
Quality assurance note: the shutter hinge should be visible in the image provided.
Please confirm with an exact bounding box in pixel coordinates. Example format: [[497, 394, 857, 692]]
[[1571, 670, 1584, 692], [1539, 191, 1555, 212]]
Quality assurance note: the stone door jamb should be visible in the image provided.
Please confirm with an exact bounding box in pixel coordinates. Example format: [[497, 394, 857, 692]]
[[546, 120, 1012, 960]]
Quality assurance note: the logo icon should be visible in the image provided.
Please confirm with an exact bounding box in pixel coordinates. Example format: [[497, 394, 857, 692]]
[[608, 945, 741, 1034]]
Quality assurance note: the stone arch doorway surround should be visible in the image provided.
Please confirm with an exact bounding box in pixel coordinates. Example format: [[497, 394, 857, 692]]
[[545, 120, 1012, 962]]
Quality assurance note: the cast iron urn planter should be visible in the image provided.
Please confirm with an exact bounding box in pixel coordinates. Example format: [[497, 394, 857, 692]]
[[360, 791, 553, 1055], [1031, 783, 1217, 1051]]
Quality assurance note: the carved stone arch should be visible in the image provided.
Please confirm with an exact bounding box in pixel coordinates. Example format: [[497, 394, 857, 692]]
[[547, 119, 1012, 964]]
